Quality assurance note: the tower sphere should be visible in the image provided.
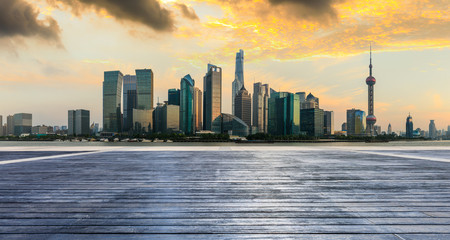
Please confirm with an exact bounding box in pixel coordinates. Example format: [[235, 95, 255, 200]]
[[366, 76, 376, 85], [366, 115, 377, 125]]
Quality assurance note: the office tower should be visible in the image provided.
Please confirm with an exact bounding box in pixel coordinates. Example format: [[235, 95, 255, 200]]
[[347, 109, 366, 136], [13, 113, 32, 136], [0, 115, 2, 136], [296, 92, 306, 106], [2, 124, 6, 136], [232, 49, 244, 115], [253, 82, 270, 133], [132, 109, 152, 133], [168, 89, 181, 106], [342, 122, 347, 131], [234, 86, 251, 128], [203, 64, 222, 130], [103, 71, 123, 133], [429, 120, 437, 139], [268, 91, 300, 135], [212, 113, 249, 137], [193, 87, 202, 132], [366, 46, 377, 136], [374, 125, 381, 135], [388, 123, 392, 135], [323, 111, 334, 135], [406, 114, 413, 138], [302, 93, 319, 109], [152, 102, 179, 134], [301, 108, 324, 137], [68, 109, 90, 136], [180, 74, 195, 135], [123, 75, 137, 132], [7, 115, 14, 135], [135, 69, 154, 110]]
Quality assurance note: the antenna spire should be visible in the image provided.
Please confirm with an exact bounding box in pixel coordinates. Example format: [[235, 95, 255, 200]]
[[369, 43, 373, 76]]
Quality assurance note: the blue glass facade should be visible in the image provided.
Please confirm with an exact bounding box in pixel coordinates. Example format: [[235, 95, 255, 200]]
[[103, 71, 123, 133], [180, 75, 195, 135], [135, 69, 153, 110], [268, 91, 300, 135], [168, 89, 180, 106]]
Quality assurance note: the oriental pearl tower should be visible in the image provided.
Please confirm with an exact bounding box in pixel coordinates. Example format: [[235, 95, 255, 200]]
[[366, 45, 376, 136]]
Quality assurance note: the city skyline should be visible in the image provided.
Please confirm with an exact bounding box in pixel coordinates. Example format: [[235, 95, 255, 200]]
[[0, 0, 449, 132]]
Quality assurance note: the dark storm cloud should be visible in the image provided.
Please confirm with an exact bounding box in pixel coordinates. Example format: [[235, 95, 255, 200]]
[[268, 0, 344, 18], [0, 0, 60, 41], [48, 0, 177, 32], [175, 3, 199, 20]]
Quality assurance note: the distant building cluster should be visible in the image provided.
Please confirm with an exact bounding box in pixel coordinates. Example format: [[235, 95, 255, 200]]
[[3, 49, 449, 140]]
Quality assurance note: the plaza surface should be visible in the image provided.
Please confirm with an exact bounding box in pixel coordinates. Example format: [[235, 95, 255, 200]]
[[0, 145, 450, 239]]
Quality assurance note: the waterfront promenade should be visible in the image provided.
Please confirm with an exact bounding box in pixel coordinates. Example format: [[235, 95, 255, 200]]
[[0, 146, 449, 239]]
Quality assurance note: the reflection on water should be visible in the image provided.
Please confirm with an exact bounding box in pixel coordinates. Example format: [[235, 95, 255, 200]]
[[1, 140, 450, 147]]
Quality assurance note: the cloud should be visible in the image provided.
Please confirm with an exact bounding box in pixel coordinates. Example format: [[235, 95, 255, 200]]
[[174, 3, 199, 20], [0, 0, 61, 42], [47, 0, 176, 32], [268, 0, 344, 20]]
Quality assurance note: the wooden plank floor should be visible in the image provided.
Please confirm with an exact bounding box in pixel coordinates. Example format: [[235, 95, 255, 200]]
[[0, 147, 449, 239]]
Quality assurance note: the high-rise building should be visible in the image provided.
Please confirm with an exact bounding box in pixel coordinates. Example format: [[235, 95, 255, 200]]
[[0, 115, 2, 136], [132, 109, 152, 133], [7, 115, 14, 135], [68, 109, 90, 136], [135, 69, 154, 110], [153, 102, 179, 134], [347, 109, 366, 136], [429, 120, 437, 139], [2, 124, 6, 136], [366, 46, 377, 136], [374, 125, 381, 135], [203, 64, 222, 130], [234, 86, 251, 129], [180, 74, 195, 135], [342, 122, 347, 131], [406, 114, 414, 138], [296, 92, 306, 107], [123, 75, 137, 132], [302, 93, 319, 109], [388, 123, 392, 135], [268, 91, 300, 135], [323, 111, 334, 135], [168, 88, 181, 106], [232, 49, 244, 115], [193, 87, 202, 132], [301, 108, 324, 137], [212, 113, 249, 137], [253, 82, 270, 133], [103, 71, 123, 133], [13, 113, 32, 136]]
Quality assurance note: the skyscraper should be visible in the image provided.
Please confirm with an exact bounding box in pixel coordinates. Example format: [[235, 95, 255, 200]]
[[203, 64, 222, 130], [0, 115, 2, 136], [123, 75, 137, 132], [103, 71, 123, 133], [253, 82, 270, 134], [268, 91, 300, 135], [135, 69, 154, 110], [6, 115, 14, 135], [180, 74, 195, 135], [323, 111, 334, 135], [13, 113, 32, 136], [232, 49, 244, 115], [347, 109, 366, 136], [234, 86, 251, 129], [193, 87, 202, 132], [301, 108, 324, 137], [388, 123, 392, 135], [366, 46, 377, 136], [406, 114, 414, 138], [168, 88, 181, 106], [68, 109, 90, 136], [429, 120, 437, 139], [153, 103, 179, 134]]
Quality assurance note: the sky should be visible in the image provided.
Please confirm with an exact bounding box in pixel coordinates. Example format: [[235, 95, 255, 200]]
[[0, 0, 449, 132]]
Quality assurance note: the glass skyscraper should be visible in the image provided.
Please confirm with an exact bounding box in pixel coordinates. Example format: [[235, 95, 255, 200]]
[[253, 82, 269, 133], [323, 111, 334, 135], [234, 86, 251, 129], [300, 108, 324, 137], [180, 74, 195, 135], [268, 91, 300, 136], [123, 75, 137, 132], [168, 89, 180, 106], [103, 71, 123, 133], [13, 113, 32, 136], [232, 49, 244, 115], [203, 64, 222, 131], [346, 108, 366, 136], [68, 109, 90, 136], [406, 114, 414, 138], [135, 69, 154, 110], [193, 87, 202, 132]]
